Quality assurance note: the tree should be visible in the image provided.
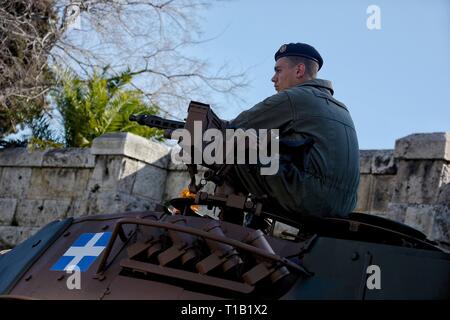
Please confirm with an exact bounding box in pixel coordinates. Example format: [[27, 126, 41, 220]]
[[0, 0, 246, 141], [0, 0, 57, 136], [52, 69, 162, 147]]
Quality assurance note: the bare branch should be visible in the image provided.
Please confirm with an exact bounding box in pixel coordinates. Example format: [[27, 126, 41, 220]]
[[1, 0, 247, 137]]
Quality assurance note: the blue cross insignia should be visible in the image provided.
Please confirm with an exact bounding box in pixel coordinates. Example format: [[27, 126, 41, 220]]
[[50, 232, 112, 272]]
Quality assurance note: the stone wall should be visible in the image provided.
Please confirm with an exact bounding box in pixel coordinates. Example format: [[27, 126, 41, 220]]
[[0, 133, 171, 249], [355, 133, 450, 248], [1, 132, 449, 250]]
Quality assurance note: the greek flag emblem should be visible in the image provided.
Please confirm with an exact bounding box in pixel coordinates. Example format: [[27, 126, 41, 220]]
[[50, 232, 112, 272]]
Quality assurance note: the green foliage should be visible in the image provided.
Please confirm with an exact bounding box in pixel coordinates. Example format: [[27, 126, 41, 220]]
[[26, 114, 64, 150], [52, 70, 162, 148], [0, 111, 63, 149]]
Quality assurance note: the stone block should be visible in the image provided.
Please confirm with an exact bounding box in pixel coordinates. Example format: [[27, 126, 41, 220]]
[[354, 174, 373, 213], [42, 148, 95, 168], [41, 199, 72, 223], [371, 150, 396, 175], [385, 203, 408, 223], [87, 156, 142, 194], [0, 167, 32, 198], [430, 206, 450, 244], [392, 160, 447, 204], [0, 226, 40, 249], [437, 164, 450, 204], [0, 198, 17, 225], [10, 199, 43, 226], [78, 192, 158, 217], [91, 132, 170, 169], [27, 168, 91, 199], [403, 204, 450, 243], [370, 175, 395, 212], [0, 148, 45, 167], [68, 198, 89, 217], [359, 150, 396, 175], [132, 165, 168, 202], [404, 204, 434, 236], [359, 150, 376, 174], [15, 199, 70, 227], [394, 132, 450, 160], [437, 183, 450, 204], [0, 226, 18, 249]]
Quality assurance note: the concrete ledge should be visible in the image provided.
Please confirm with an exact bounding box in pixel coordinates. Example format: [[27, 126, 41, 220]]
[[0, 148, 96, 168], [0, 148, 45, 167], [42, 148, 95, 168], [91, 132, 170, 169], [359, 150, 396, 174], [360, 150, 377, 174], [371, 150, 396, 174], [394, 132, 450, 160]]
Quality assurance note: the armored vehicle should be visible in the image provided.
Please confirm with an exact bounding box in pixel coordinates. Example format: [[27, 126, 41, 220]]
[[0, 102, 449, 300]]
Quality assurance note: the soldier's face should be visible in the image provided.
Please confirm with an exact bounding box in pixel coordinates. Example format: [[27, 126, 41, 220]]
[[271, 57, 304, 92]]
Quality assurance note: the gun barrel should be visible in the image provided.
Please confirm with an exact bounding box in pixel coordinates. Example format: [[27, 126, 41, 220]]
[[129, 114, 185, 130]]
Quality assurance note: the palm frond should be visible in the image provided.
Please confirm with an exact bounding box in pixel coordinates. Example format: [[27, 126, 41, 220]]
[[51, 69, 162, 147]]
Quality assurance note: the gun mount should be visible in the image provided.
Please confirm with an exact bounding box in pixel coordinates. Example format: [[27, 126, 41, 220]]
[[131, 101, 247, 217]]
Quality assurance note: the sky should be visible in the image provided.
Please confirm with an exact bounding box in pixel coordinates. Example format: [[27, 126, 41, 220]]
[[185, 0, 450, 150], [8, 0, 448, 150]]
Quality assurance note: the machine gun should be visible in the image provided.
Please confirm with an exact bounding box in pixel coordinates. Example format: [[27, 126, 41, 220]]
[[128, 114, 185, 139], [130, 101, 280, 230], [130, 100, 225, 139], [130, 100, 228, 189]]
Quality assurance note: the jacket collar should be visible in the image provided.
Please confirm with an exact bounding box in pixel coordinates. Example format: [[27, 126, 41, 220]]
[[297, 79, 334, 95]]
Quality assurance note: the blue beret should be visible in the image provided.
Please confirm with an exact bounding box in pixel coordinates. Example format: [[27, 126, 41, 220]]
[[274, 43, 323, 70]]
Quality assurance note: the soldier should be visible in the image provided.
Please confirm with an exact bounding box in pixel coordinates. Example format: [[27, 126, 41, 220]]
[[224, 43, 360, 227]]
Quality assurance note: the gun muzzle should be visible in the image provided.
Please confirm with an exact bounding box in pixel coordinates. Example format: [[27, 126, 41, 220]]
[[129, 114, 185, 130]]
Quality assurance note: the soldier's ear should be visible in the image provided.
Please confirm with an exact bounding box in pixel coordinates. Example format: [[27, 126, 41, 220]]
[[296, 63, 306, 78]]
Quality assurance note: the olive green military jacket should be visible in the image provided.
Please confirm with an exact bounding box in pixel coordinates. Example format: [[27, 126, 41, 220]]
[[229, 79, 360, 220]]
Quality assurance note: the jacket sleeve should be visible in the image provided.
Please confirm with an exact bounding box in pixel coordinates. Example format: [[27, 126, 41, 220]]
[[228, 92, 293, 130]]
